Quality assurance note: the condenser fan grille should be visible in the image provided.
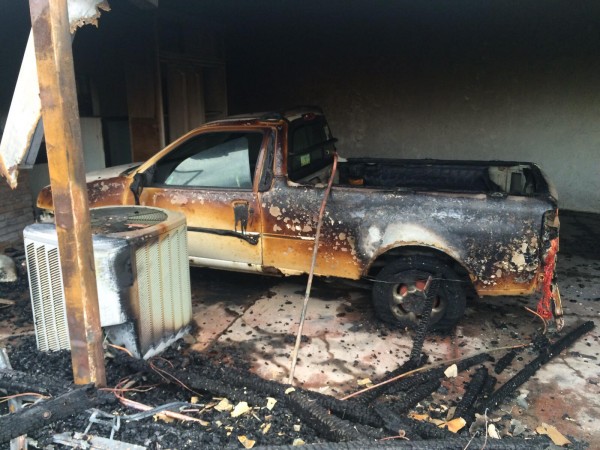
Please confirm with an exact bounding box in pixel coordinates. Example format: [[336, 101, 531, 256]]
[[126, 211, 169, 224], [89, 207, 169, 234]]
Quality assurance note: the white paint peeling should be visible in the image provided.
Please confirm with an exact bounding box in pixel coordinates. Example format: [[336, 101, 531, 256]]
[[347, 235, 356, 252], [381, 224, 445, 248], [511, 252, 526, 268], [430, 210, 464, 221], [171, 194, 189, 206], [269, 206, 282, 218], [368, 227, 381, 243]]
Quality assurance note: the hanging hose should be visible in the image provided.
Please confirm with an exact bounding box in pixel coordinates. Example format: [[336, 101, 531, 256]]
[[374, 404, 452, 440], [408, 277, 438, 365], [343, 351, 491, 402], [463, 374, 497, 424], [288, 153, 339, 385], [388, 378, 441, 416], [494, 348, 521, 375], [452, 367, 488, 420], [354, 359, 423, 405]]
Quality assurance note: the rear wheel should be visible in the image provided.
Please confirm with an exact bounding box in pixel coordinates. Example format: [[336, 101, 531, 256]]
[[372, 255, 466, 331]]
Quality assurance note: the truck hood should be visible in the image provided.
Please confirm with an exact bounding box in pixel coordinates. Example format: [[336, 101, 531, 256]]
[[85, 163, 141, 182]]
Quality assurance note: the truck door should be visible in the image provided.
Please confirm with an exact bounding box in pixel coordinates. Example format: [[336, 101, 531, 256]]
[[138, 130, 265, 267], [259, 118, 362, 279]]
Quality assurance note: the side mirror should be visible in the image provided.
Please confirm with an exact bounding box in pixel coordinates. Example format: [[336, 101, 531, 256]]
[[130, 165, 156, 205], [130, 173, 144, 205]]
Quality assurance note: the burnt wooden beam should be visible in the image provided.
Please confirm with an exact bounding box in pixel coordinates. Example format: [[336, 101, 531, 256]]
[[29, 0, 106, 386], [0, 368, 70, 396], [0, 384, 115, 444]]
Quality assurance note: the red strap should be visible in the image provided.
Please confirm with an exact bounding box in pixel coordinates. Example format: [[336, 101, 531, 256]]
[[537, 238, 559, 320]]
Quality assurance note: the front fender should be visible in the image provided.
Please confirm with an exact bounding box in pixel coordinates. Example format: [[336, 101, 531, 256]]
[[37, 175, 135, 211]]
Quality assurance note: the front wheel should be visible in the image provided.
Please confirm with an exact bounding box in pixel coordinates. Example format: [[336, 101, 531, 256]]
[[372, 255, 466, 331]]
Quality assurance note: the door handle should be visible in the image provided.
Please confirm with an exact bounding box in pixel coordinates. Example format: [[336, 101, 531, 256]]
[[232, 201, 250, 234]]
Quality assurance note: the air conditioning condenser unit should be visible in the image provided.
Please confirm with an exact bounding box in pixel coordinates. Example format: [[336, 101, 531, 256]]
[[24, 206, 192, 359]]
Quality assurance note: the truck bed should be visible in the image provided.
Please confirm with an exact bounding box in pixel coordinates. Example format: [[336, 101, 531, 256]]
[[337, 158, 548, 196]]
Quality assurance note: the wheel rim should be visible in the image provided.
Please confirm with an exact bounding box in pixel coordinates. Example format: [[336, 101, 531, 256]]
[[389, 269, 447, 325]]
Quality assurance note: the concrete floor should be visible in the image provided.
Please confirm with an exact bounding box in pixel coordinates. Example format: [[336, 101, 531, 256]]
[[188, 210, 600, 445], [0, 211, 598, 445]]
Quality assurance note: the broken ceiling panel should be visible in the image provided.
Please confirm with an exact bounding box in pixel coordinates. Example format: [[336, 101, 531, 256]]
[[67, 0, 110, 32], [0, 0, 110, 189]]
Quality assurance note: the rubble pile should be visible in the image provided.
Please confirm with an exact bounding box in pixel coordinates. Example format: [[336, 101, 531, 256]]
[[0, 318, 593, 449]]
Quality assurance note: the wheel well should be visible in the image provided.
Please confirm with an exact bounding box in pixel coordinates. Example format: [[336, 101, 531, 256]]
[[366, 246, 477, 299]]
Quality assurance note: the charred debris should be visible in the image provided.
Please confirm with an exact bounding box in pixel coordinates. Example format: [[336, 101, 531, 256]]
[[0, 271, 594, 450]]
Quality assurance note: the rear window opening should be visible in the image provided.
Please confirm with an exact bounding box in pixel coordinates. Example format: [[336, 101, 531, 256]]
[[288, 120, 336, 183]]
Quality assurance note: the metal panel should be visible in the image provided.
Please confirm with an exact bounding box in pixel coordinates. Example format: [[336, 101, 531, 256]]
[[25, 240, 70, 352], [134, 221, 191, 357]]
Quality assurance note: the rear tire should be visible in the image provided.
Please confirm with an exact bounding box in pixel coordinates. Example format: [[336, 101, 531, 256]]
[[372, 255, 466, 331]]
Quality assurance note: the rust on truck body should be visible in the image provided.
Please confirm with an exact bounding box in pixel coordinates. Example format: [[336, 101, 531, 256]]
[[38, 108, 559, 304]]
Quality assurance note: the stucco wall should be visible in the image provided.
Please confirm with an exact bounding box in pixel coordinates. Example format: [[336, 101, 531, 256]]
[[226, 1, 600, 213], [314, 60, 600, 213]]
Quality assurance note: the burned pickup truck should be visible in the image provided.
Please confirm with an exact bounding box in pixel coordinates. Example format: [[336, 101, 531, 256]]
[[38, 107, 561, 330]]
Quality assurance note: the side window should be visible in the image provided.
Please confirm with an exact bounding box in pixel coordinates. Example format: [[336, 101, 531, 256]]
[[153, 132, 264, 189], [289, 121, 335, 182]]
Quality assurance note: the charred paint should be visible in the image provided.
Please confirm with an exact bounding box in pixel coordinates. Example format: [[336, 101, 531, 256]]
[[38, 175, 134, 210]]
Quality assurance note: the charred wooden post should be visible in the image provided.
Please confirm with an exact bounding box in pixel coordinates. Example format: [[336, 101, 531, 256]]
[[29, 0, 106, 386]]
